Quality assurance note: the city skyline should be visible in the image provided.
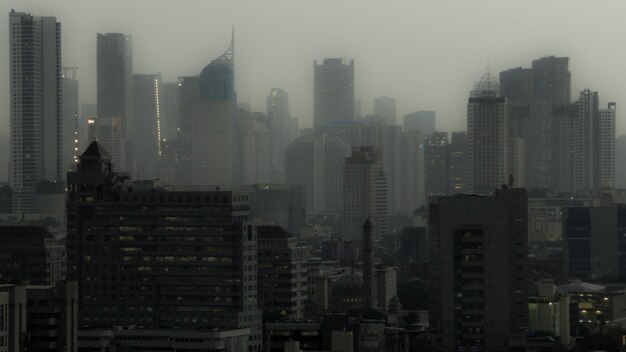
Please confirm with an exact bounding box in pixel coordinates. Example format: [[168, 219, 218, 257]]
[[1, 0, 625, 142]]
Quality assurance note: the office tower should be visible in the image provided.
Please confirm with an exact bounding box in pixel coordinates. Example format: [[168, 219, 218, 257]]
[[430, 187, 528, 351], [563, 206, 626, 280], [257, 226, 310, 319], [596, 102, 616, 189], [0, 283, 78, 352], [403, 111, 435, 135], [400, 130, 423, 211], [529, 56, 570, 190], [343, 146, 388, 240], [285, 134, 350, 214], [97, 33, 133, 173], [267, 88, 295, 182], [9, 11, 62, 213], [449, 131, 467, 193], [159, 82, 179, 141], [0, 226, 65, 285], [192, 33, 236, 185], [66, 142, 262, 349], [238, 111, 272, 185], [314, 58, 354, 127], [373, 96, 397, 125], [92, 116, 124, 172], [132, 73, 161, 179], [175, 76, 199, 186], [62, 68, 80, 177], [362, 219, 376, 309], [467, 70, 511, 194], [424, 132, 449, 197], [499, 67, 532, 137], [248, 184, 304, 235]]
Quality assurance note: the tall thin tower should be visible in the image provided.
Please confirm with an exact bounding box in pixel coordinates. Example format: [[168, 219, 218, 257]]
[[362, 218, 376, 309], [9, 10, 62, 213]]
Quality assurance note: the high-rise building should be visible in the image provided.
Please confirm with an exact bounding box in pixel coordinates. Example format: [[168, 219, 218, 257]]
[[466, 70, 511, 194], [267, 88, 295, 182], [66, 141, 261, 349], [449, 131, 467, 193], [596, 102, 616, 189], [285, 134, 350, 214], [424, 131, 449, 197], [362, 219, 376, 309], [132, 73, 162, 179], [343, 146, 388, 240], [175, 75, 199, 186], [616, 135, 626, 189], [238, 111, 272, 185], [400, 130, 423, 211], [257, 226, 310, 319], [314, 58, 354, 127], [529, 56, 570, 190], [9, 11, 62, 213], [62, 68, 80, 177], [79, 103, 97, 150], [429, 187, 528, 351], [192, 33, 236, 185], [97, 33, 133, 173], [373, 96, 397, 126], [158, 82, 179, 142]]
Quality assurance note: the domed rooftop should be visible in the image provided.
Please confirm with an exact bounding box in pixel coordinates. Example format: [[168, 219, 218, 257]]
[[471, 67, 500, 98], [332, 272, 363, 295]]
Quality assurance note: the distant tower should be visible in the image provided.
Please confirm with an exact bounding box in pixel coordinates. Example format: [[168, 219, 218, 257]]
[[314, 58, 354, 127], [9, 11, 62, 213], [192, 29, 237, 185], [373, 96, 397, 125], [466, 69, 512, 194], [97, 33, 133, 173], [62, 68, 80, 177], [362, 218, 376, 309]]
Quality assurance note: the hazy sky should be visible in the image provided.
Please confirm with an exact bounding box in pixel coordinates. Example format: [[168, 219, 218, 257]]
[[1, 0, 626, 137]]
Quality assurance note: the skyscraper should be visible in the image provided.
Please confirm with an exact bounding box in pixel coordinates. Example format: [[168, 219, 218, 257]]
[[92, 116, 123, 172], [61, 68, 79, 177], [97, 33, 133, 172], [238, 110, 272, 185], [343, 146, 388, 240], [466, 70, 511, 194], [430, 187, 528, 351], [267, 88, 296, 182], [132, 73, 162, 179], [403, 111, 435, 135], [314, 58, 354, 127], [596, 102, 616, 189], [529, 56, 570, 190], [285, 134, 350, 214], [373, 96, 397, 125], [9, 10, 62, 213], [192, 32, 236, 185], [424, 131, 449, 197]]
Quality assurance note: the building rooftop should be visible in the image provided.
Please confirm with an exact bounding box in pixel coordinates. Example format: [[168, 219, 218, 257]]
[[0, 226, 54, 240]]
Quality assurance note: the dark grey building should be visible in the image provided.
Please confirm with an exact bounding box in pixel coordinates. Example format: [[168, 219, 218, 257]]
[[563, 206, 626, 280], [97, 33, 133, 173], [248, 183, 303, 235], [9, 10, 62, 213], [62, 68, 80, 177], [158, 82, 179, 142], [257, 226, 310, 319], [529, 56, 570, 191], [430, 187, 528, 351], [424, 131, 449, 197], [66, 141, 261, 350], [314, 58, 354, 127], [0, 226, 65, 285], [449, 131, 467, 194], [133, 73, 161, 179]]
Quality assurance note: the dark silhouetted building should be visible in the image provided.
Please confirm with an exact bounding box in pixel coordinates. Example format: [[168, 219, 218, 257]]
[[66, 141, 261, 350], [62, 68, 80, 177], [430, 188, 528, 351], [449, 131, 467, 194], [314, 58, 354, 127], [0, 226, 65, 285], [132, 73, 162, 180], [424, 131, 449, 197]]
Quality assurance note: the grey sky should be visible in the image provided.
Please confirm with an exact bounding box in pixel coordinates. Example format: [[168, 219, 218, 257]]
[[1, 0, 625, 137]]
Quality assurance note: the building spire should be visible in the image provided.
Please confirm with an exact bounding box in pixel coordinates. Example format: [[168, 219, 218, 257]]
[[212, 26, 234, 68]]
